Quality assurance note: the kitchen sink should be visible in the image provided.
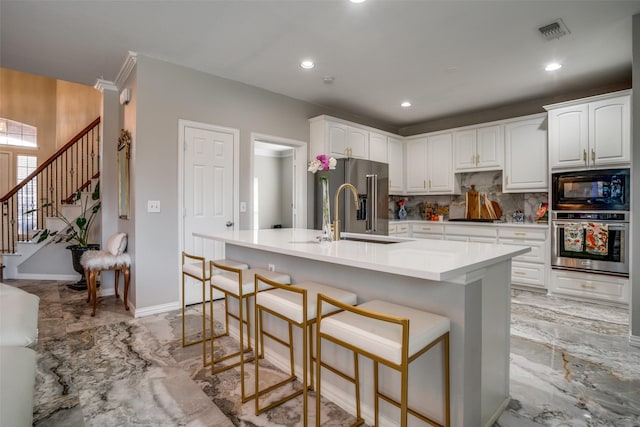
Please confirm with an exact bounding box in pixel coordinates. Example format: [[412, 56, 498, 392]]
[[339, 234, 405, 244]]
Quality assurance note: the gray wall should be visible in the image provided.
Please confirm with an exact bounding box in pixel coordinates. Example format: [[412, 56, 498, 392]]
[[631, 14, 639, 341], [399, 81, 631, 136], [129, 55, 363, 310]]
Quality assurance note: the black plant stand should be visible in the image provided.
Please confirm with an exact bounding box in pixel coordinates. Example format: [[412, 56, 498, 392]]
[[67, 244, 100, 291]]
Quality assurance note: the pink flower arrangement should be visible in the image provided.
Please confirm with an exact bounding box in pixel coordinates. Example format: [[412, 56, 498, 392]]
[[308, 154, 337, 173]]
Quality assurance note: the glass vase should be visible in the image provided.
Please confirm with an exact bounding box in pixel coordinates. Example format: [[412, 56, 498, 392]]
[[319, 176, 333, 242]]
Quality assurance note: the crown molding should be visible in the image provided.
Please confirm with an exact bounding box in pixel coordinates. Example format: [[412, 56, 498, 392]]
[[115, 51, 138, 89], [94, 79, 118, 92]]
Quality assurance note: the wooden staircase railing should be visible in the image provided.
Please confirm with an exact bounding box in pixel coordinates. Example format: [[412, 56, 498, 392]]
[[1, 117, 101, 254]]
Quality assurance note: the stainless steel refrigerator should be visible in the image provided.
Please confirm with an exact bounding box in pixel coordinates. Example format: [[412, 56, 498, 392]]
[[314, 158, 389, 236]]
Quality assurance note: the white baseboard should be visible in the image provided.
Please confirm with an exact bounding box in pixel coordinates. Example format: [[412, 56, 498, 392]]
[[629, 334, 640, 348], [133, 301, 180, 318], [12, 273, 80, 281]]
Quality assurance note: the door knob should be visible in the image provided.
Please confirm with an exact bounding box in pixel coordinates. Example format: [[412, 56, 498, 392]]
[[225, 221, 233, 227]]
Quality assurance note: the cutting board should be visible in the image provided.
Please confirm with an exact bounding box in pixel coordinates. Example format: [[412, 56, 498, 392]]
[[465, 185, 481, 219], [480, 193, 502, 220]]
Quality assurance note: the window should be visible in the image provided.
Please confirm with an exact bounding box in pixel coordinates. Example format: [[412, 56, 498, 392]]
[[17, 155, 38, 235], [0, 118, 37, 147]]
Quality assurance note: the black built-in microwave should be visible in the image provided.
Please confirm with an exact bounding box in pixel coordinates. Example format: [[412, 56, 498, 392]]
[[552, 168, 630, 211]]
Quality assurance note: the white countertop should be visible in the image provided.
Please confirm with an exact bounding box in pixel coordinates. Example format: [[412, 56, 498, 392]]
[[390, 219, 549, 229], [194, 228, 530, 283]]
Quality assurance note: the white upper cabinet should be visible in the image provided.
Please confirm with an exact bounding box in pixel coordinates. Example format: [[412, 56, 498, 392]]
[[309, 116, 369, 159], [453, 125, 503, 172], [590, 95, 631, 166], [368, 131, 388, 163], [388, 136, 404, 194], [546, 90, 631, 170], [503, 114, 548, 192], [405, 137, 428, 193], [405, 133, 459, 195], [427, 133, 457, 194]]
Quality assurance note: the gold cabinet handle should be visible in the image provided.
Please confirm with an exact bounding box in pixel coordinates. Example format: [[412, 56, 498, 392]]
[[429, 179, 432, 189], [476, 154, 480, 165], [506, 175, 509, 185], [514, 271, 527, 276], [422, 227, 432, 231], [423, 180, 426, 189], [583, 148, 587, 164], [591, 148, 595, 162], [581, 283, 596, 290], [514, 232, 526, 236]]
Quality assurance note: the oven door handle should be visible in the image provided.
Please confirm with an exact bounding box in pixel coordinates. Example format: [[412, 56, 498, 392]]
[[553, 221, 627, 230]]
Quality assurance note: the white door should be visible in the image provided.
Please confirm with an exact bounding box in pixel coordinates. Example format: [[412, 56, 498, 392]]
[[182, 122, 237, 305]]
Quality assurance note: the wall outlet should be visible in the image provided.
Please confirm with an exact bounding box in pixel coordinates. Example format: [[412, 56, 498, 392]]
[[268, 263, 275, 272], [240, 202, 247, 213]]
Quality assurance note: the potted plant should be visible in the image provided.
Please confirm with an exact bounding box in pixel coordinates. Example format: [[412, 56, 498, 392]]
[[25, 182, 101, 290]]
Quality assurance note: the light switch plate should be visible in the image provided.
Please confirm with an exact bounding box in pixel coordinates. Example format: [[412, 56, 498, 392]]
[[148, 200, 160, 213], [240, 202, 247, 213]]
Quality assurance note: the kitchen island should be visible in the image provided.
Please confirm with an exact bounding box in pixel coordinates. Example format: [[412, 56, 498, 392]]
[[194, 228, 529, 427]]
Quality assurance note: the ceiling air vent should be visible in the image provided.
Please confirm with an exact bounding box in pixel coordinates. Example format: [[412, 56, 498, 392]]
[[538, 19, 570, 41]]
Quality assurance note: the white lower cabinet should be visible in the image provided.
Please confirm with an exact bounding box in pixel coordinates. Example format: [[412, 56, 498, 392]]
[[411, 223, 444, 240], [511, 262, 546, 288], [445, 225, 497, 242], [549, 269, 629, 305], [498, 227, 548, 289], [406, 223, 552, 290], [389, 222, 410, 237]]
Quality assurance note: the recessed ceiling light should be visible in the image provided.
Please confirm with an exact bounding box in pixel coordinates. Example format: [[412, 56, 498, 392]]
[[350, 0, 367, 3], [300, 60, 315, 69], [401, 101, 412, 108], [545, 62, 562, 71]]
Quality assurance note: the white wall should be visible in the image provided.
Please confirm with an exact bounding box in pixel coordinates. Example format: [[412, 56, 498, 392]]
[[280, 155, 293, 228], [631, 13, 639, 342], [255, 154, 282, 229]]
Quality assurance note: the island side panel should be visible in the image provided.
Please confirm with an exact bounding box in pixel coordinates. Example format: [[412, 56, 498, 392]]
[[481, 260, 512, 426], [225, 243, 507, 427]]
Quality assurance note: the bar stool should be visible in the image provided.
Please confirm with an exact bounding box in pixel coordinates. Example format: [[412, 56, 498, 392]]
[[253, 275, 357, 426], [181, 252, 248, 366], [210, 262, 291, 403], [316, 297, 450, 427]]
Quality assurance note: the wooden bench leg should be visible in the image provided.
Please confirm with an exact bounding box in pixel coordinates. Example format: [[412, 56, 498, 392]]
[[122, 266, 130, 311], [89, 270, 98, 317], [84, 268, 92, 303], [114, 268, 120, 299]]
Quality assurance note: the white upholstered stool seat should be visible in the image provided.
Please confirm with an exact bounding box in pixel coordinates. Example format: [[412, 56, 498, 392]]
[[0, 283, 40, 347], [181, 252, 248, 367], [210, 263, 291, 403], [254, 279, 357, 425], [81, 232, 130, 317], [316, 298, 451, 427], [0, 346, 37, 427]]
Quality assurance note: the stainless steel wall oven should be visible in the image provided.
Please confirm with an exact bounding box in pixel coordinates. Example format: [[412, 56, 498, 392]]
[[551, 211, 629, 277], [550, 168, 630, 277]]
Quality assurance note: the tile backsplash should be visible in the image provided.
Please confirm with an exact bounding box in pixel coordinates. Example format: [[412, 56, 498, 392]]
[[389, 171, 548, 223]]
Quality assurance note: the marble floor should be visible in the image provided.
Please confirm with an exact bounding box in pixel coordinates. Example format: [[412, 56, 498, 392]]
[[4, 279, 640, 426]]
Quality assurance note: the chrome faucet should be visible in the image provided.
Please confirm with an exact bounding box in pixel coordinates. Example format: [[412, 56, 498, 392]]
[[333, 183, 359, 241]]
